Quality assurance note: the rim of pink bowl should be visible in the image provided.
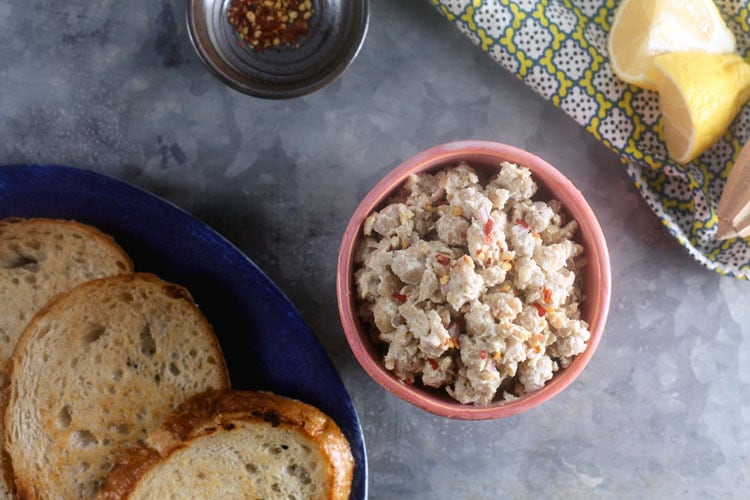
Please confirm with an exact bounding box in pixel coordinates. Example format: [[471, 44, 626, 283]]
[[336, 140, 612, 420]]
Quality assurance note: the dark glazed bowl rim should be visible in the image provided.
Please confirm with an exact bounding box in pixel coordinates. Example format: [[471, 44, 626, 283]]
[[186, 0, 370, 99]]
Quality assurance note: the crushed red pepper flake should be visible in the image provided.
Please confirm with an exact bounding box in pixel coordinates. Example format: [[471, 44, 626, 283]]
[[483, 218, 495, 244], [427, 358, 439, 370], [533, 302, 547, 317], [515, 218, 530, 229], [542, 286, 553, 303], [391, 292, 407, 303], [435, 253, 451, 266], [227, 0, 312, 52]]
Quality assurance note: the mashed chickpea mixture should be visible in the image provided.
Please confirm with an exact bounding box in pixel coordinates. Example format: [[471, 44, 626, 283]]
[[353, 161, 590, 404]]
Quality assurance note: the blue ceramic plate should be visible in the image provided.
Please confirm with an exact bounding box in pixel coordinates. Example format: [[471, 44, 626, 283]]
[[0, 164, 367, 499]]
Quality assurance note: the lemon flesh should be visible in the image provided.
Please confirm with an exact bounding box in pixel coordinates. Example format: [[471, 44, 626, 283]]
[[653, 52, 750, 163], [608, 0, 736, 89]]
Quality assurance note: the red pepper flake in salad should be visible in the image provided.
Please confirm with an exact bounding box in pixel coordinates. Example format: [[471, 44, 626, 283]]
[[515, 218, 530, 229], [484, 218, 495, 234], [435, 253, 451, 266], [479, 350, 488, 360], [226, 0, 312, 52], [427, 358, 439, 370], [533, 302, 547, 317], [542, 286, 553, 303], [391, 292, 408, 303], [483, 218, 495, 244]]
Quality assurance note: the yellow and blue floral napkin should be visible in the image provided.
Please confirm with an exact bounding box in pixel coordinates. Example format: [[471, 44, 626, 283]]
[[430, 0, 750, 279]]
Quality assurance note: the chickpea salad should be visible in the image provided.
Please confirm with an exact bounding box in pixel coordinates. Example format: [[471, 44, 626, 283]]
[[353, 161, 590, 405]]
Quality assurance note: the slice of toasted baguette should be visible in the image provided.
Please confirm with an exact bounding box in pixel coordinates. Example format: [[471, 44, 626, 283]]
[[0, 217, 133, 380], [0, 217, 133, 499], [3, 273, 231, 500], [97, 389, 354, 500]]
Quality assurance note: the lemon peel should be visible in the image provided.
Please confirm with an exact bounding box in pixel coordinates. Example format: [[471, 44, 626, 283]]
[[608, 0, 736, 89], [653, 52, 750, 163]]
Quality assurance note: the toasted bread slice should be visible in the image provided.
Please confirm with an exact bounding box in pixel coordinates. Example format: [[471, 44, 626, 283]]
[[97, 390, 354, 500], [0, 217, 133, 498], [0, 217, 133, 380], [4, 273, 231, 499]]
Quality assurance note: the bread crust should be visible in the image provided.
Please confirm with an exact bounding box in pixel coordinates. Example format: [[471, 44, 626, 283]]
[[0, 217, 132, 257], [3, 273, 231, 499], [97, 389, 354, 500]]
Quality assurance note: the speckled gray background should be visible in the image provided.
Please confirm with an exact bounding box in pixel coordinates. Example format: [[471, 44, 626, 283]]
[[1, 0, 748, 498]]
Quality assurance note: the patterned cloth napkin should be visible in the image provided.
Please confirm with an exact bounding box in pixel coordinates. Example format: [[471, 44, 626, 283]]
[[430, 0, 750, 279]]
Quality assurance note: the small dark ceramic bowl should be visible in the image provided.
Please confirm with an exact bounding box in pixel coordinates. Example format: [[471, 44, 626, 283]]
[[337, 141, 612, 420], [187, 0, 369, 99]]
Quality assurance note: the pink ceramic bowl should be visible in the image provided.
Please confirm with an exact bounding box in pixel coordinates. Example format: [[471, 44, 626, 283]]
[[336, 141, 611, 419]]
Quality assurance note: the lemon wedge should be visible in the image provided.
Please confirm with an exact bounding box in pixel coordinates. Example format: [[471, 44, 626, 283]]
[[608, 0, 736, 89], [652, 52, 750, 163]]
